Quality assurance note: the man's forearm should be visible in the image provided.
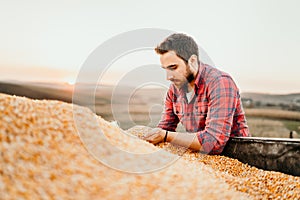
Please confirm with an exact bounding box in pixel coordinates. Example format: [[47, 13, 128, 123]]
[[166, 131, 201, 151]]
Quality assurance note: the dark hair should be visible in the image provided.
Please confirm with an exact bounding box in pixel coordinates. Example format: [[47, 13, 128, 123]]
[[155, 33, 199, 63]]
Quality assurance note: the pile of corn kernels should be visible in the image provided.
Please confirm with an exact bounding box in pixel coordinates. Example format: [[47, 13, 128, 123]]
[[0, 93, 250, 199], [127, 126, 300, 200]]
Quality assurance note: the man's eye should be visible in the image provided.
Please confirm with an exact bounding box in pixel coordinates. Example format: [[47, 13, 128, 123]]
[[170, 66, 177, 70]]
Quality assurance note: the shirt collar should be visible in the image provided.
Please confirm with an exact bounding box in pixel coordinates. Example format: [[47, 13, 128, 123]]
[[193, 62, 206, 93]]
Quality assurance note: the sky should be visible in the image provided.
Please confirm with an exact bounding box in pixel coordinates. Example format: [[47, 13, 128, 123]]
[[0, 0, 299, 94]]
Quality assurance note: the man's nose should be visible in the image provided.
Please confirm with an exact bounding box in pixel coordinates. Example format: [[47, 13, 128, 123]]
[[166, 70, 174, 81]]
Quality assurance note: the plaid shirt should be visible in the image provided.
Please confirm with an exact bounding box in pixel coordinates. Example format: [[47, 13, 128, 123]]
[[158, 64, 250, 154]]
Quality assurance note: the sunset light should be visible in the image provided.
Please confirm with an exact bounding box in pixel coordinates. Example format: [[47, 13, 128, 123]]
[[0, 1, 299, 94]]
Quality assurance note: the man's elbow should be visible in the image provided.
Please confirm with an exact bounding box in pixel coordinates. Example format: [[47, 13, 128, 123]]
[[198, 133, 229, 155]]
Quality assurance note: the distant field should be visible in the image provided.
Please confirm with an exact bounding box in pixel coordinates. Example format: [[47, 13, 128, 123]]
[[245, 108, 300, 121], [1, 81, 299, 138], [246, 117, 299, 138], [245, 108, 300, 138]]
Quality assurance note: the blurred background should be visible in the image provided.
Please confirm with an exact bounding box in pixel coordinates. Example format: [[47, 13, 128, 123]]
[[0, 0, 299, 137]]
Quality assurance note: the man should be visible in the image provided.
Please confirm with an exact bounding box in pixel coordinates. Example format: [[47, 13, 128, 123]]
[[142, 33, 250, 155]]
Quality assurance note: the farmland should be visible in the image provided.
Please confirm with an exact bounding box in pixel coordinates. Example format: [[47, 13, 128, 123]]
[[0, 81, 299, 138], [245, 108, 300, 138]]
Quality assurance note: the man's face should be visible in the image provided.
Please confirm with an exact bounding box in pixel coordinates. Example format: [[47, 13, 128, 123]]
[[160, 51, 194, 89]]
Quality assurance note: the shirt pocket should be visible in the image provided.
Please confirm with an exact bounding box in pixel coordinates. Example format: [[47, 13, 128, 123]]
[[173, 102, 184, 121], [194, 104, 208, 129]]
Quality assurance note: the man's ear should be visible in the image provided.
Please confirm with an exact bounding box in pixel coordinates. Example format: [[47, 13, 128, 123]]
[[188, 55, 199, 72]]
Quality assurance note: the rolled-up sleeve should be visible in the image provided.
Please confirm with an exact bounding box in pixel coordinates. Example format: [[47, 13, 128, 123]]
[[157, 87, 179, 131]]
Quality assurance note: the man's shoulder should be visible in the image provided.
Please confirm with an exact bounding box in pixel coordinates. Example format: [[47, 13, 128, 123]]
[[202, 64, 233, 83], [201, 65, 239, 94]]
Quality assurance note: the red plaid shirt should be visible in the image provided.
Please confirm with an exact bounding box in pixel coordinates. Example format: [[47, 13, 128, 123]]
[[158, 64, 250, 154]]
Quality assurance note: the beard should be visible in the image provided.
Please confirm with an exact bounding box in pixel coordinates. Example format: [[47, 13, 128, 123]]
[[180, 65, 195, 91], [186, 71, 194, 83], [172, 65, 196, 90], [185, 64, 195, 83]]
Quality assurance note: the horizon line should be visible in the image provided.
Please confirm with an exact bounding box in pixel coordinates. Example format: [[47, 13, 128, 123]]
[[0, 79, 300, 95]]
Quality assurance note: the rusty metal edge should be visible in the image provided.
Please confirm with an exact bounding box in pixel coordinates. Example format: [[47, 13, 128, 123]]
[[221, 137, 300, 176]]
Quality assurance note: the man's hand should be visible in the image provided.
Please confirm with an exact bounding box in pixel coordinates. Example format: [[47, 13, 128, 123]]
[[142, 128, 166, 144]]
